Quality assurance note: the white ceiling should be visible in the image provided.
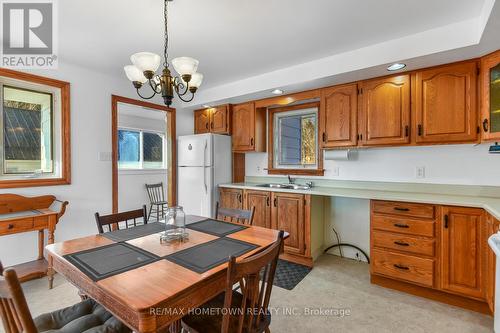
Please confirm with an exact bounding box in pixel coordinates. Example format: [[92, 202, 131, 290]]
[[57, 0, 498, 108]]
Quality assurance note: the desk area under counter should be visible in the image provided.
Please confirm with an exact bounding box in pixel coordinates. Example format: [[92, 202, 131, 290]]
[[218, 178, 500, 315]]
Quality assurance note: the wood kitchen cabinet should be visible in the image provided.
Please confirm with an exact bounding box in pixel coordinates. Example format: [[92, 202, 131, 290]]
[[359, 75, 411, 146], [218, 188, 243, 210], [244, 190, 271, 228], [194, 109, 210, 134], [232, 102, 266, 152], [481, 50, 500, 141], [194, 105, 231, 135], [319, 83, 358, 148], [271, 192, 306, 256], [414, 61, 479, 144], [486, 213, 500, 312], [441, 206, 484, 299]]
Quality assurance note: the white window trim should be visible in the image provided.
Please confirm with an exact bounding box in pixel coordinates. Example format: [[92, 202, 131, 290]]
[[0, 76, 62, 181], [273, 107, 318, 170], [117, 126, 167, 172]]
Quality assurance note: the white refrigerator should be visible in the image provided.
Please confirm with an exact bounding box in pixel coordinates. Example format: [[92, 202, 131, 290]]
[[177, 133, 232, 218]]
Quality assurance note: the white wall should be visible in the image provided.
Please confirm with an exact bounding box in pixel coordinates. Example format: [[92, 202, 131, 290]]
[[0, 63, 194, 267], [245, 143, 500, 261]]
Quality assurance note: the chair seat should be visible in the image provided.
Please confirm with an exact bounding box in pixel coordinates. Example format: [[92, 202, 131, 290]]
[[151, 201, 168, 206], [34, 298, 131, 333], [181, 291, 271, 333]]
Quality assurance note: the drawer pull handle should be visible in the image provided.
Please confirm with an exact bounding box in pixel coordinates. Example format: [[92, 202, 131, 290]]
[[7, 224, 14, 230], [394, 207, 410, 212], [394, 241, 410, 247], [394, 264, 409, 270], [394, 223, 409, 229]]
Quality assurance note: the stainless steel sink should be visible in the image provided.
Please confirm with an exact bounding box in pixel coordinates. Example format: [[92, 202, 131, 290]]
[[256, 183, 312, 190]]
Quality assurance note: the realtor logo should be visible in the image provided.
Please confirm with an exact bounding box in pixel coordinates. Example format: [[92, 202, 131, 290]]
[[1, 0, 58, 68]]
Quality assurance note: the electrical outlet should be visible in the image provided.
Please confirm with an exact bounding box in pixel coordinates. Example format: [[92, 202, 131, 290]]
[[416, 166, 426, 179], [332, 166, 340, 177], [257, 166, 261, 172]]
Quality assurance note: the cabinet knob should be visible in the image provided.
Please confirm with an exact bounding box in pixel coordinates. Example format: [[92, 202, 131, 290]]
[[418, 124, 423, 136], [250, 138, 254, 146], [322, 132, 327, 142], [394, 241, 410, 247], [483, 119, 489, 132], [7, 224, 14, 230], [394, 223, 409, 229], [444, 214, 449, 228], [393, 264, 409, 270]]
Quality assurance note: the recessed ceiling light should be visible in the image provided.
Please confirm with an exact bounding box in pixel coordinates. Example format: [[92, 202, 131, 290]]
[[202, 104, 211, 108], [387, 63, 406, 71], [271, 89, 284, 95]]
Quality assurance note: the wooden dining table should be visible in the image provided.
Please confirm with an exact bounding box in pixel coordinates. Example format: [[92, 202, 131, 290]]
[[45, 215, 284, 333]]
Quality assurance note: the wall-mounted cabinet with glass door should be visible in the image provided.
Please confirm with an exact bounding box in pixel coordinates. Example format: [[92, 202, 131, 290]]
[[481, 50, 500, 141]]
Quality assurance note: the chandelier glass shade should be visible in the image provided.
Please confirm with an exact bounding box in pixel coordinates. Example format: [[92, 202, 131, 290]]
[[123, 0, 202, 107]]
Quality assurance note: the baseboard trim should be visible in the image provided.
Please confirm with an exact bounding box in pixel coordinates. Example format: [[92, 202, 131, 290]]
[[371, 274, 492, 315], [280, 253, 313, 268]]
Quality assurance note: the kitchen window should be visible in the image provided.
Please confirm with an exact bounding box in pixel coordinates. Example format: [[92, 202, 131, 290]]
[[268, 102, 323, 175], [0, 69, 70, 188], [118, 128, 166, 170]]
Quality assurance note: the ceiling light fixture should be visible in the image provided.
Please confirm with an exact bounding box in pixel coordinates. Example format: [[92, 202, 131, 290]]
[[124, 0, 202, 107], [202, 104, 211, 108], [271, 89, 284, 95], [387, 63, 406, 71]]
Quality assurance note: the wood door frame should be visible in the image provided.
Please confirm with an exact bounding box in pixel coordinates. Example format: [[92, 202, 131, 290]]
[[111, 95, 176, 213]]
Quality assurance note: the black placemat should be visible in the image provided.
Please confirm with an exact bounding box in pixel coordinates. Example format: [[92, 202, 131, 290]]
[[186, 219, 248, 237], [64, 243, 159, 281], [102, 222, 169, 242], [165, 237, 258, 273]]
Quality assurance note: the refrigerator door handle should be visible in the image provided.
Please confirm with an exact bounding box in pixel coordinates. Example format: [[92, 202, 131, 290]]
[[203, 141, 208, 193]]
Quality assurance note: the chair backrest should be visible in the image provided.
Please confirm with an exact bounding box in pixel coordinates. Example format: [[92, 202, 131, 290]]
[[221, 230, 284, 333], [215, 202, 255, 226], [0, 262, 37, 333], [145, 183, 165, 204], [94, 205, 148, 234]]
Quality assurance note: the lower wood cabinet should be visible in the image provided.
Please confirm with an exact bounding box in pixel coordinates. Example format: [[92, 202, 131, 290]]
[[271, 192, 306, 256], [441, 206, 484, 299], [244, 190, 271, 228], [218, 188, 243, 210], [371, 200, 498, 314]]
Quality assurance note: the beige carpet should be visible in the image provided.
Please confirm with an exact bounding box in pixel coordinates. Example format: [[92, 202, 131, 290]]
[[3, 255, 494, 333]]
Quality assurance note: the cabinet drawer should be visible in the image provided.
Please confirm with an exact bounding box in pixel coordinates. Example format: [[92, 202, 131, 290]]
[[372, 249, 434, 287], [372, 214, 435, 237], [33, 216, 49, 229], [0, 218, 34, 234], [372, 200, 435, 219], [372, 230, 435, 257]]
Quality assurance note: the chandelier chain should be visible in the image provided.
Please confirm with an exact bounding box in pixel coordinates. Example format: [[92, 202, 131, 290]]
[[163, 0, 169, 68]]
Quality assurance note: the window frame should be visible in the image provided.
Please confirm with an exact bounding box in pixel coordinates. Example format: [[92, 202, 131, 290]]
[[0, 68, 70, 188], [267, 102, 324, 176], [117, 127, 167, 171]]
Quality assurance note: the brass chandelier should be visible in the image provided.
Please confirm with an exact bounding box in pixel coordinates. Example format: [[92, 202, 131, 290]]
[[124, 0, 202, 107]]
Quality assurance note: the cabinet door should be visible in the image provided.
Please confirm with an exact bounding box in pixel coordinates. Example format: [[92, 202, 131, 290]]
[[271, 192, 305, 255], [232, 102, 255, 151], [359, 75, 411, 146], [486, 214, 500, 312], [245, 190, 271, 228], [320, 83, 358, 148], [194, 109, 210, 134], [415, 62, 478, 143], [218, 188, 243, 210], [441, 206, 484, 299], [211, 105, 230, 134], [481, 50, 500, 141]]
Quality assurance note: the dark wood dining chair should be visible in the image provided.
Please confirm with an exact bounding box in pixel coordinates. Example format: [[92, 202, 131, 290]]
[[94, 205, 148, 234], [215, 202, 255, 226], [181, 230, 284, 333], [0, 261, 131, 333], [145, 182, 168, 222]]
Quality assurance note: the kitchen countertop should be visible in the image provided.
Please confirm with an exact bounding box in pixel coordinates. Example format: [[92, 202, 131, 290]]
[[219, 181, 500, 221]]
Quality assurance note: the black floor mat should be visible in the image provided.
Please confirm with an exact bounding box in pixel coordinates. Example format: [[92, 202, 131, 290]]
[[271, 259, 312, 290]]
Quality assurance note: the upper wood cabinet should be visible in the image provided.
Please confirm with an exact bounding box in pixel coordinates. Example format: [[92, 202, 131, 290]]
[[481, 50, 500, 141], [271, 192, 305, 256], [441, 206, 484, 299], [415, 62, 479, 144], [245, 190, 271, 228], [194, 105, 231, 135], [232, 102, 266, 152], [359, 75, 411, 146], [194, 109, 210, 134], [319, 83, 358, 148]]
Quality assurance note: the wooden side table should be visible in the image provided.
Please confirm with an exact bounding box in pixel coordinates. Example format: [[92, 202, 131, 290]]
[[0, 194, 68, 288]]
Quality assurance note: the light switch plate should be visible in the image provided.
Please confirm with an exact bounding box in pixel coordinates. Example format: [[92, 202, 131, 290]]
[[332, 166, 340, 177], [416, 166, 426, 179]]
